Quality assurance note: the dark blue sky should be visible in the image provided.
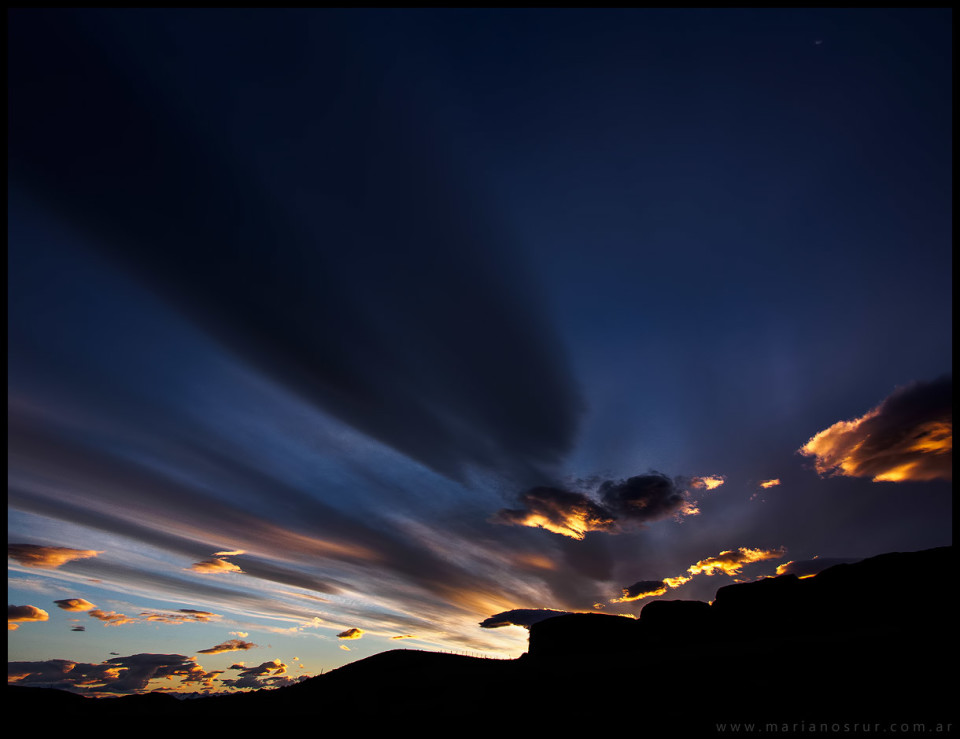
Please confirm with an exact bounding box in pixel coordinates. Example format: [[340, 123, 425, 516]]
[[8, 8, 952, 693]]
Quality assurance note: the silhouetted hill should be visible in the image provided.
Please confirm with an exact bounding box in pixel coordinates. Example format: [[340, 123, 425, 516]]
[[8, 547, 955, 730]]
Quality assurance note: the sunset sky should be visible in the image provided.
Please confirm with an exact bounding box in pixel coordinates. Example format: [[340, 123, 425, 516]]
[[8, 8, 952, 696]]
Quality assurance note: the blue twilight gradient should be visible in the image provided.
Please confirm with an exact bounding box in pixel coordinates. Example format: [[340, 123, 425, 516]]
[[8, 8, 951, 693]]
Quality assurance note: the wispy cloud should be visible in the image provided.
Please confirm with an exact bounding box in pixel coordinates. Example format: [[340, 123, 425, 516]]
[[336, 627, 364, 640], [88, 609, 138, 627], [54, 598, 97, 612], [759, 479, 780, 489], [799, 376, 951, 482], [8, 7, 586, 487], [139, 609, 220, 624]]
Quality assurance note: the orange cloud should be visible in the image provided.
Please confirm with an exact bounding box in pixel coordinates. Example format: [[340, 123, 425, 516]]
[[759, 479, 781, 489], [662, 574, 693, 588], [494, 473, 705, 540], [493, 487, 616, 540], [339, 644, 351, 651], [54, 598, 97, 612], [213, 549, 246, 556], [611, 580, 669, 603], [139, 610, 219, 624], [691, 475, 726, 490], [390, 634, 415, 640], [336, 627, 364, 640], [775, 557, 859, 578], [197, 639, 258, 654], [799, 376, 951, 483], [612, 547, 786, 605], [8, 605, 49, 629], [514, 553, 557, 570], [221, 659, 294, 689], [189, 558, 244, 574], [8, 544, 101, 569], [686, 547, 787, 577], [88, 609, 138, 626]]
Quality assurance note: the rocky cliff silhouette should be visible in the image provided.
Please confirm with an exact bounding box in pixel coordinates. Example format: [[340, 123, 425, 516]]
[[8, 546, 955, 730]]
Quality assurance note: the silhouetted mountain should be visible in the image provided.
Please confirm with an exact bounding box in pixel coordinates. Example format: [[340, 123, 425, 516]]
[[8, 547, 955, 731]]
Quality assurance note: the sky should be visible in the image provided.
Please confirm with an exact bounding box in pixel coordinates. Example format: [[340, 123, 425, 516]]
[[8, 8, 952, 696]]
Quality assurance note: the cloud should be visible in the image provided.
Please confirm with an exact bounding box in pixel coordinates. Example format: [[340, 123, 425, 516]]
[[611, 580, 669, 603], [139, 610, 219, 624], [599, 472, 704, 522], [178, 609, 219, 618], [492, 487, 617, 540], [775, 557, 860, 578], [8, 407, 532, 627], [479, 608, 571, 629], [611, 547, 787, 604], [9, 659, 88, 683], [799, 376, 951, 482], [691, 475, 726, 490], [751, 479, 781, 501], [71, 625, 86, 631], [221, 659, 289, 689], [686, 547, 787, 577], [102, 653, 211, 693], [88, 609, 137, 627], [197, 639, 259, 655], [213, 549, 246, 556], [9, 654, 208, 693], [8, 544, 101, 569], [390, 634, 415, 640], [336, 627, 364, 640], [493, 472, 711, 540], [189, 558, 244, 574], [8, 604, 49, 630], [231, 631, 249, 639], [54, 598, 97, 612], [8, 9, 584, 485], [339, 645, 351, 651]]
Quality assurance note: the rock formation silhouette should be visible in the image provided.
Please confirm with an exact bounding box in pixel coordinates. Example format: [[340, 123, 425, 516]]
[[8, 547, 954, 730]]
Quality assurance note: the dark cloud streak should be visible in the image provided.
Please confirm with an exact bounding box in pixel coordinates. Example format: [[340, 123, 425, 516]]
[[7, 8, 582, 485], [479, 608, 571, 629]]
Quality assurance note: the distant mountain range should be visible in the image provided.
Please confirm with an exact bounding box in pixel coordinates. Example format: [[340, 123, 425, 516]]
[[9, 546, 955, 730]]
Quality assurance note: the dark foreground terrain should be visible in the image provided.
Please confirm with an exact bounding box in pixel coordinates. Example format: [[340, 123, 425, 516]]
[[8, 547, 955, 731]]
